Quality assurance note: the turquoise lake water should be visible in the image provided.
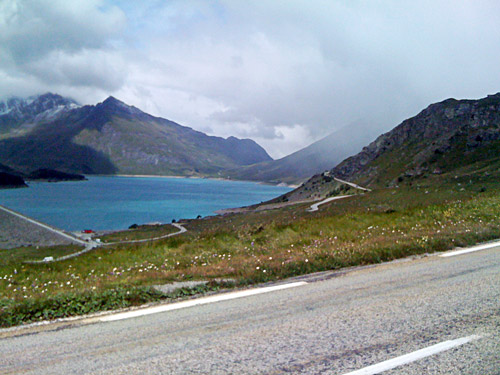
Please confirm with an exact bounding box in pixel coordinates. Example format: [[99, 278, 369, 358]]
[[0, 176, 291, 231]]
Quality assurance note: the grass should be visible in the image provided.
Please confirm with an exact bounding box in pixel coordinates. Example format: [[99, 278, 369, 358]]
[[0, 283, 222, 327], [0, 244, 82, 265], [0, 175, 499, 327], [98, 224, 179, 243]]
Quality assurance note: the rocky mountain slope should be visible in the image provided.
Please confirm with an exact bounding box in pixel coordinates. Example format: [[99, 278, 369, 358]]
[[226, 120, 382, 184], [278, 93, 500, 201], [331, 93, 500, 187], [0, 95, 272, 176]]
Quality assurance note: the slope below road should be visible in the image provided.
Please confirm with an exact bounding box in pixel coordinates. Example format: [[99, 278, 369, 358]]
[[1, 244, 498, 374]]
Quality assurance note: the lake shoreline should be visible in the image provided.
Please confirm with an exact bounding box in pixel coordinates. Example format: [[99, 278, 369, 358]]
[[0, 176, 292, 232], [109, 174, 299, 188]]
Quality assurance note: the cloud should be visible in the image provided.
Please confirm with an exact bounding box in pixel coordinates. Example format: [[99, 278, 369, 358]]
[[2, 0, 500, 158], [24, 49, 126, 90], [114, 0, 500, 157], [0, 0, 126, 95]]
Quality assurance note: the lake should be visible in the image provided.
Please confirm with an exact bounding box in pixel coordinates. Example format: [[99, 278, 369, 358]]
[[0, 176, 292, 231]]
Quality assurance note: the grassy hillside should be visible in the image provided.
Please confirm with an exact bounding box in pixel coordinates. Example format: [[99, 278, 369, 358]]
[[330, 93, 500, 188], [1, 173, 498, 326]]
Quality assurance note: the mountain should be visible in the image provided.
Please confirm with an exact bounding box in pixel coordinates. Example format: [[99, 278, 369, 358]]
[[278, 93, 500, 201], [0, 93, 79, 136], [0, 162, 19, 175], [330, 93, 500, 187], [0, 95, 272, 176], [225, 120, 382, 184]]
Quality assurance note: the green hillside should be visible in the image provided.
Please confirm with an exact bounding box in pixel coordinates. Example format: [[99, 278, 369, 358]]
[[283, 93, 500, 201]]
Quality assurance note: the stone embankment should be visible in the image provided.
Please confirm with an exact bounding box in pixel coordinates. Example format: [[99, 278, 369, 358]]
[[0, 205, 78, 250]]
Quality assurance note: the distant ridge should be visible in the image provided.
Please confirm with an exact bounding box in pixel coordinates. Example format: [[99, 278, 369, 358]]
[[226, 120, 382, 184]]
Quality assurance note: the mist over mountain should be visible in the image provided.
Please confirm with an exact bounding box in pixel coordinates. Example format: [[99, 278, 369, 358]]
[[226, 120, 383, 184], [331, 93, 500, 187]]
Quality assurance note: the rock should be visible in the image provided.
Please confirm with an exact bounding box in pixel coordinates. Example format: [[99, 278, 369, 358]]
[[27, 168, 86, 182], [0, 172, 27, 189]]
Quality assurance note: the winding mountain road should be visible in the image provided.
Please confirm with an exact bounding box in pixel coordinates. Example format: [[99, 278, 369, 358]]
[[0, 204, 187, 262], [333, 177, 372, 192], [307, 195, 350, 212], [101, 223, 187, 246]]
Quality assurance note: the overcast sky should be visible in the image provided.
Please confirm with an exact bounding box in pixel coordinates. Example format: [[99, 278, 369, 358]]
[[1, 1, 500, 158]]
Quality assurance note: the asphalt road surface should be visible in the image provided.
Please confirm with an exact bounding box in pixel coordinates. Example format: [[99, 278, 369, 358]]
[[1, 244, 499, 374]]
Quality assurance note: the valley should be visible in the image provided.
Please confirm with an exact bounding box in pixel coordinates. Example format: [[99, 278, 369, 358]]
[[1, 171, 498, 327], [0, 92, 499, 329]]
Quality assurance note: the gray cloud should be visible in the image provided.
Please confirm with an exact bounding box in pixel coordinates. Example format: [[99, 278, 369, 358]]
[[24, 49, 126, 90], [2, 1, 500, 158], [0, 0, 126, 95]]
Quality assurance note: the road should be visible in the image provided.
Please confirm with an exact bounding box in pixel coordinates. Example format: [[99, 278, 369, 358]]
[[0, 202, 187, 263], [307, 196, 350, 212], [102, 223, 187, 246], [1, 244, 498, 374], [333, 177, 372, 192]]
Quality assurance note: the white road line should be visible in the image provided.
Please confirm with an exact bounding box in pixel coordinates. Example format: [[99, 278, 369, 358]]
[[341, 335, 481, 375], [439, 241, 500, 257], [99, 281, 308, 322]]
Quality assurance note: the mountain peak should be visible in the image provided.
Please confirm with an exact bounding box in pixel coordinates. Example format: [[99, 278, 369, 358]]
[[31, 92, 79, 107], [102, 96, 124, 105], [37, 92, 64, 100], [98, 96, 143, 116], [0, 92, 79, 127]]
